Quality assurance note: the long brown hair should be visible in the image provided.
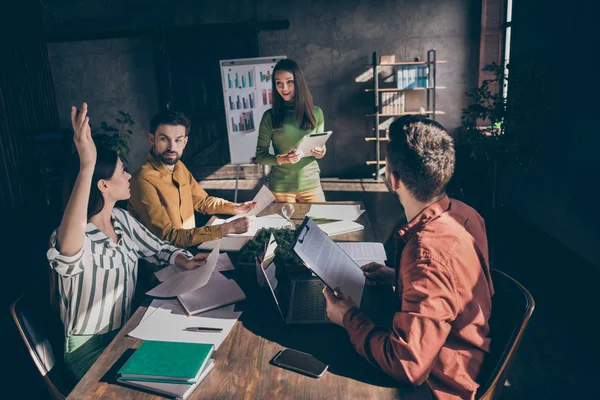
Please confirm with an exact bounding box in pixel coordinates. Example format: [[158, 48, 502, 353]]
[[271, 59, 317, 130], [52, 146, 119, 310]]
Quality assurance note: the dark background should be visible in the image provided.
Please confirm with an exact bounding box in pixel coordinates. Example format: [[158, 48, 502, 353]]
[[1, 0, 597, 398]]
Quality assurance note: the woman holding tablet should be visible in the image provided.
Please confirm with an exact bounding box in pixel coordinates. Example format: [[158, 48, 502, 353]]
[[255, 59, 327, 203]]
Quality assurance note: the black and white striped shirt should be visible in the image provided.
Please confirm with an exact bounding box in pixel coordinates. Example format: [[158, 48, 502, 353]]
[[47, 208, 191, 336]]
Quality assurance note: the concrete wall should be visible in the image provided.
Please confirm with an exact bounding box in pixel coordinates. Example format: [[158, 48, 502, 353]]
[[43, 0, 480, 176], [48, 38, 158, 170]]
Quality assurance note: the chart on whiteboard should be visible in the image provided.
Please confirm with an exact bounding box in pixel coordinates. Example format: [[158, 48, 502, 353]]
[[220, 55, 286, 165]]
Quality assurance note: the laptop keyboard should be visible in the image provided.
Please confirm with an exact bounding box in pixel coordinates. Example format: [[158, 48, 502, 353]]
[[292, 280, 327, 321]]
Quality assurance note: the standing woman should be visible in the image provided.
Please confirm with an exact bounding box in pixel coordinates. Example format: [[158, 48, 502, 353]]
[[47, 103, 208, 381], [255, 59, 326, 203]]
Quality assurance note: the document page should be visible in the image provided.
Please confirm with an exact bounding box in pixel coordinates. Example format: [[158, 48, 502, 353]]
[[297, 131, 332, 158], [226, 185, 276, 222], [336, 242, 387, 263], [146, 245, 220, 297], [293, 218, 365, 305]]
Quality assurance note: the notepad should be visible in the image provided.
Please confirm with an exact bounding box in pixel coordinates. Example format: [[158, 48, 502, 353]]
[[118, 359, 215, 400], [118, 341, 214, 383], [178, 272, 246, 316], [318, 220, 364, 237]]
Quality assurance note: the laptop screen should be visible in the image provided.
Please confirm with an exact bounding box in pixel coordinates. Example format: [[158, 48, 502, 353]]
[[260, 260, 292, 321]]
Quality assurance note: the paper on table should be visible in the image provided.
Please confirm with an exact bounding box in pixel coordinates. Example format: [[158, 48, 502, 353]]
[[198, 237, 249, 252], [128, 303, 241, 350], [319, 220, 364, 237], [140, 300, 236, 324], [306, 204, 365, 221], [212, 214, 291, 238], [293, 218, 366, 305], [216, 253, 235, 271], [178, 273, 245, 316], [226, 185, 276, 222], [146, 245, 220, 297], [336, 242, 387, 262], [296, 131, 332, 158]]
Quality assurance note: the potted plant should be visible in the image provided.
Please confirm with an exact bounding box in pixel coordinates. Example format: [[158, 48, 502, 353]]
[[238, 227, 307, 275], [92, 111, 135, 165]]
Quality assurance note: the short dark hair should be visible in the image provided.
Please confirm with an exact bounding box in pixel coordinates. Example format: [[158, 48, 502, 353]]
[[149, 110, 191, 136], [386, 116, 455, 202]]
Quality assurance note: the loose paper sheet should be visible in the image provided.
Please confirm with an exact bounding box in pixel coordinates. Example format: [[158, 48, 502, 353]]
[[146, 246, 220, 297]]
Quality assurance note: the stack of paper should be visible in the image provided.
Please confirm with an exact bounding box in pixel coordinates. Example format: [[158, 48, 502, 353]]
[[306, 204, 365, 221], [117, 341, 214, 400], [178, 272, 246, 316], [129, 301, 242, 350], [119, 359, 215, 400], [318, 220, 364, 237]]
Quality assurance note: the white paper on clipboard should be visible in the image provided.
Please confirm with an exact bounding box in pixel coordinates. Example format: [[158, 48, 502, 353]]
[[296, 131, 332, 158]]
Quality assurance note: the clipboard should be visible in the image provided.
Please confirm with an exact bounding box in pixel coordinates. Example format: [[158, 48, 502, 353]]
[[296, 131, 332, 158], [290, 216, 365, 300]]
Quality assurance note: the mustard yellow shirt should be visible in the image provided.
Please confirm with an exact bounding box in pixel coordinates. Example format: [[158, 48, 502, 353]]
[[128, 153, 236, 248]]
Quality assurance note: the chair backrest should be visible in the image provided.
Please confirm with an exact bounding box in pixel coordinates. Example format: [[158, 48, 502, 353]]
[[10, 291, 75, 400], [476, 269, 535, 400]]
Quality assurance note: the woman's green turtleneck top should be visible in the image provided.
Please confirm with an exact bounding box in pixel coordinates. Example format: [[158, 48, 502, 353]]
[[255, 101, 325, 193]]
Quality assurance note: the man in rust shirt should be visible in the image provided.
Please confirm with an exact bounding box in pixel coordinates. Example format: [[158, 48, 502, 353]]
[[128, 110, 254, 248], [323, 116, 494, 400]]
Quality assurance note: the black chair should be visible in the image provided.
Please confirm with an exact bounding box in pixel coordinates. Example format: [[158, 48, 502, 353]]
[[10, 291, 75, 399], [476, 269, 535, 400]]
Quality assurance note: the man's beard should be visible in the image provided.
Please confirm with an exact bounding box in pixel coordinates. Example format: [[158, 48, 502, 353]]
[[156, 150, 180, 165]]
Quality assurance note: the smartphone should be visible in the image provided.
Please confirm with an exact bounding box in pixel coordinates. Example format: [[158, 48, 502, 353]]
[[271, 348, 328, 378]]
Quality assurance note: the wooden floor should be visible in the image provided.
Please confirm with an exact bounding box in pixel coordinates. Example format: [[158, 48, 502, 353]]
[[5, 180, 599, 399]]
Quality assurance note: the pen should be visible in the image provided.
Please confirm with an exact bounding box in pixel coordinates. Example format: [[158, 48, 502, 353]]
[[183, 327, 223, 333]]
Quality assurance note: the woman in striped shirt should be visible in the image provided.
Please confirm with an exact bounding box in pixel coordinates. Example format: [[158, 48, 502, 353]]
[[47, 103, 208, 381]]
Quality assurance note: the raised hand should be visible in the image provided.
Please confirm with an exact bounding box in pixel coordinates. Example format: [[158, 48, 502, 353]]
[[70, 102, 96, 169]]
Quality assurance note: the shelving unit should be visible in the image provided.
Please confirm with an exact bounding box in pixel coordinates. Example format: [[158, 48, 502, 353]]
[[365, 50, 446, 180]]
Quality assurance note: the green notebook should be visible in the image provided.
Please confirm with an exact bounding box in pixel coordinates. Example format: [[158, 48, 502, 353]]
[[118, 341, 214, 383]]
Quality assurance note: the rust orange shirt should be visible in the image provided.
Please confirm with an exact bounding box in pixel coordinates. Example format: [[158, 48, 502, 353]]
[[343, 195, 494, 400], [128, 153, 236, 248]]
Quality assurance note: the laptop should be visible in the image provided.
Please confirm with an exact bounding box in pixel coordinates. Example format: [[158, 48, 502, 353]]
[[259, 259, 330, 324]]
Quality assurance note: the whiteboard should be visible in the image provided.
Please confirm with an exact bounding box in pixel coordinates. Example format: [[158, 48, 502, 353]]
[[220, 55, 287, 164]]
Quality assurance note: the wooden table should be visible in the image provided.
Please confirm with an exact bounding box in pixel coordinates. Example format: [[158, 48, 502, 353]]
[[68, 202, 402, 399]]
